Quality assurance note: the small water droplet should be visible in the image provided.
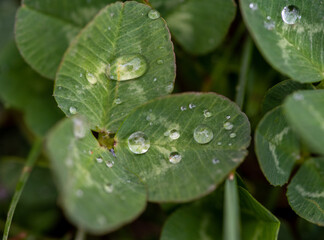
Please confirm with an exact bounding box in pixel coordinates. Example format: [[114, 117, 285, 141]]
[[107, 26, 111, 30], [79, 73, 83, 77], [217, 142, 222, 146], [86, 72, 97, 84], [148, 9, 160, 20], [73, 117, 86, 139], [58, 86, 62, 90], [110, 12, 115, 17], [169, 129, 180, 140], [114, 98, 122, 105], [281, 5, 301, 25], [96, 157, 103, 163], [106, 160, 114, 168], [293, 92, 304, 101], [69, 106, 77, 114], [169, 152, 182, 164], [153, 77, 157, 82], [203, 109, 212, 118], [264, 16, 275, 30], [157, 59, 164, 65], [106, 54, 147, 81], [212, 158, 220, 164], [226, 115, 231, 120], [165, 84, 173, 92], [180, 106, 187, 111], [249, 3, 258, 11], [128, 131, 150, 154], [228, 143, 232, 146], [223, 122, 234, 130], [104, 183, 113, 193], [189, 103, 196, 109], [193, 125, 214, 144], [230, 133, 236, 138]]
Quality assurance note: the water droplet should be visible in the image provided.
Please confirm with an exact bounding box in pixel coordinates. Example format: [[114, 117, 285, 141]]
[[106, 54, 147, 81], [180, 106, 187, 111], [86, 72, 97, 84], [281, 5, 301, 25], [153, 77, 157, 82], [226, 115, 231, 120], [69, 106, 77, 114], [106, 160, 114, 168], [169, 129, 180, 140], [76, 189, 83, 197], [104, 183, 113, 193], [169, 152, 182, 164], [73, 117, 86, 139], [148, 9, 160, 20], [165, 84, 173, 92], [107, 26, 111, 30], [230, 133, 236, 138], [264, 16, 275, 30], [110, 12, 115, 17], [114, 98, 122, 105], [203, 110, 212, 118], [157, 59, 164, 65], [249, 3, 258, 10], [189, 103, 196, 109], [228, 143, 232, 146], [212, 158, 220, 164], [193, 125, 214, 144], [79, 73, 83, 77], [217, 142, 222, 146], [128, 131, 150, 154], [223, 122, 234, 130], [293, 92, 304, 101], [96, 157, 103, 163]]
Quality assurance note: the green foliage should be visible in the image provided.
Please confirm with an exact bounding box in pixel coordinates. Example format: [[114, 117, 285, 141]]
[[1, 0, 324, 239]]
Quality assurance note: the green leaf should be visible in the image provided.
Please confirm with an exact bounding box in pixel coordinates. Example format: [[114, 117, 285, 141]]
[[255, 106, 300, 186], [263, 80, 314, 113], [15, 0, 116, 79], [0, 0, 17, 50], [46, 117, 147, 234], [287, 158, 324, 226], [151, 0, 237, 55], [0, 41, 63, 136], [284, 89, 324, 155], [115, 93, 251, 202], [240, 0, 324, 83], [54, 1, 175, 132], [160, 186, 280, 240]]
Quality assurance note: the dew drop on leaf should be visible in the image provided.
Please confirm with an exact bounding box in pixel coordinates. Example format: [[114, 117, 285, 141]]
[[169, 129, 180, 140], [189, 103, 196, 109], [180, 106, 187, 111], [264, 16, 275, 30], [203, 109, 212, 118], [230, 133, 237, 138], [223, 122, 234, 130], [249, 3, 258, 11], [69, 106, 77, 114], [104, 183, 114, 193], [169, 152, 182, 164], [73, 117, 86, 139], [157, 59, 164, 65], [193, 125, 214, 144], [281, 5, 301, 25], [106, 160, 114, 168], [106, 54, 147, 81], [128, 131, 150, 154], [148, 9, 160, 20], [113, 98, 122, 105], [86, 72, 97, 84], [212, 158, 220, 164], [96, 157, 103, 163]]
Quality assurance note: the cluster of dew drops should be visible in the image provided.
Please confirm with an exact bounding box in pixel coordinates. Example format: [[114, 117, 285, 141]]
[[127, 104, 237, 166], [249, 2, 301, 30], [67, 9, 164, 116]]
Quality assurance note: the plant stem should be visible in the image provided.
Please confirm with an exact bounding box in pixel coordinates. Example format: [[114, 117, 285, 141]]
[[2, 138, 42, 240], [75, 228, 86, 240], [223, 173, 240, 240], [235, 36, 253, 109]]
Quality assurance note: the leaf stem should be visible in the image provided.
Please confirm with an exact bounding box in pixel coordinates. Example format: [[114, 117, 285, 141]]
[[223, 173, 240, 240], [2, 138, 42, 240], [235, 36, 253, 109], [75, 228, 86, 240]]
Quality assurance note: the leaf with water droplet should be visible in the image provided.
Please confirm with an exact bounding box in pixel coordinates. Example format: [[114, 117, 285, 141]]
[[150, 0, 236, 55], [15, 0, 117, 79], [284, 89, 324, 155], [46, 117, 147, 233], [115, 93, 251, 202], [287, 157, 324, 226], [160, 184, 280, 240], [255, 106, 300, 186], [240, 0, 324, 83], [54, 1, 175, 132]]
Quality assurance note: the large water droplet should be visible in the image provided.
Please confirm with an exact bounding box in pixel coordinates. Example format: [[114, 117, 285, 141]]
[[128, 131, 150, 154], [203, 109, 212, 118], [86, 72, 97, 84], [148, 9, 160, 20], [169, 129, 180, 140], [106, 54, 147, 81], [104, 183, 113, 193], [223, 122, 234, 130], [249, 3, 258, 11], [193, 125, 214, 144], [73, 117, 86, 139], [169, 152, 182, 164], [281, 5, 301, 25], [69, 106, 77, 114]]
